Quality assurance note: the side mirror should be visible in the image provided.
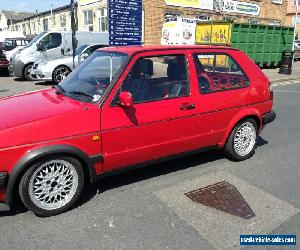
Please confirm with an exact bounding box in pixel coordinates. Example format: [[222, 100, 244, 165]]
[[118, 91, 133, 108], [80, 53, 89, 62], [36, 42, 45, 51]]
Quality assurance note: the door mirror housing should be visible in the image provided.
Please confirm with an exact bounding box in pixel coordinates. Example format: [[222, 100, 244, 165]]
[[36, 42, 45, 51], [118, 91, 133, 108]]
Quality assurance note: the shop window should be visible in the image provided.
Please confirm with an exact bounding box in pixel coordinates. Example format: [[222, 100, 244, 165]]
[[84, 10, 93, 31]]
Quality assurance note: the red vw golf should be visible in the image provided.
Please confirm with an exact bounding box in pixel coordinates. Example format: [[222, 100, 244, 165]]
[[0, 46, 275, 216]]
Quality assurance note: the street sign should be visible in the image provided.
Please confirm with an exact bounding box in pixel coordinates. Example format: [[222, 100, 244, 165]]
[[108, 0, 143, 46]]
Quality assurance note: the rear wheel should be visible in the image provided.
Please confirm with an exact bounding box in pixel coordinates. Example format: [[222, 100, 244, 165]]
[[225, 118, 258, 161], [53, 65, 71, 84], [19, 156, 84, 217]]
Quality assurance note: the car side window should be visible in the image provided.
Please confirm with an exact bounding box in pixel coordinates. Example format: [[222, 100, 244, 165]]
[[119, 55, 189, 104], [41, 33, 62, 50], [194, 53, 249, 94]]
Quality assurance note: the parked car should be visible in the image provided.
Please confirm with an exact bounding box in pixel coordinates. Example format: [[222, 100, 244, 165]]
[[31, 44, 107, 84], [9, 31, 109, 80], [0, 49, 9, 75], [1, 37, 31, 61], [294, 41, 300, 61], [0, 45, 276, 216]]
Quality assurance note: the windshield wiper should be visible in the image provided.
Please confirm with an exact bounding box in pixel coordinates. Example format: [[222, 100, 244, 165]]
[[54, 85, 65, 94], [68, 91, 93, 99]]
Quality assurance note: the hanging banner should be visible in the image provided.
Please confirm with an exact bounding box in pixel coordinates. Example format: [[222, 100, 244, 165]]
[[222, 0, 260, 16], [164, 0, 214, 10]]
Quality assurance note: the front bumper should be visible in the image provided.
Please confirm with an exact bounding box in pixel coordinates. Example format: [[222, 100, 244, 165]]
[[0, 172, 9, 212], [31, 68, 52, 81], [262, 111, 276, 126], [9, 60, 24, 77]]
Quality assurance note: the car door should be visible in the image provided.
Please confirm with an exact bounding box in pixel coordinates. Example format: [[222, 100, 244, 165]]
[[191, 50, 250, 146], [100, 51, 199, 171], [42, 33, 63, 59]]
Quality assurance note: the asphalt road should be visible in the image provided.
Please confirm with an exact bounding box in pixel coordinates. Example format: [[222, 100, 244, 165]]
[[0, 76, 299, 250]]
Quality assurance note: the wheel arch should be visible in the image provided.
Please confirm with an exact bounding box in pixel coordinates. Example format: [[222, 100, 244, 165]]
[[5, 145, 99, 207], [220, 108, 262, 147]]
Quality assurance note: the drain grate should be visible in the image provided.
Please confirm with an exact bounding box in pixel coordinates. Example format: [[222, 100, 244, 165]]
[[185, 181, 255, 219]]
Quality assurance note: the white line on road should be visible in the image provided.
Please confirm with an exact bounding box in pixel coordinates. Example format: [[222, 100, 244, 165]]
[[273, 90, 300, 93], [272, 80, 300, 87]]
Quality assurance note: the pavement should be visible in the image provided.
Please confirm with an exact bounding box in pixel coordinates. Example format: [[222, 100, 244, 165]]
[[262, 61, 300, 83], [0, 65, 299, 249]]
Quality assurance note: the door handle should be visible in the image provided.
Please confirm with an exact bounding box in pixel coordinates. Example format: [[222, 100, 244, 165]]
[[180, 103, 196, 110]]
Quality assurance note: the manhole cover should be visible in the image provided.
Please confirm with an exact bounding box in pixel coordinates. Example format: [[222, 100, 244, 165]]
[[185, 181, 255, 219]]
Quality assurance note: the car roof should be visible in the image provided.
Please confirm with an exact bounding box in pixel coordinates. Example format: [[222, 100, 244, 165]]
[[99, 45, 236, 55]]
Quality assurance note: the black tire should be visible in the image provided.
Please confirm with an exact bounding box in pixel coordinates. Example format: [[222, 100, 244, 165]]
[[19, 156, 84, 217], [24, 64, 35, 81], [52, 65, 71, 84], [224, 118, 258, 161]]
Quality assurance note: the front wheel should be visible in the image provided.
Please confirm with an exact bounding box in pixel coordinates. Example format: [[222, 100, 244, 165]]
[[53, 66, 71, 84], [224, 119, 258, 161], [19, 156, 84, 217], [24, 64, 35, 81]]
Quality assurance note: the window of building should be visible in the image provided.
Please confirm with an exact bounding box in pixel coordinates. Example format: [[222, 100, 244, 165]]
[[269, 20, 281, 26], [43, 19, 49, 31], [119, 55, 189, 103], [60, 14, 67, 31], [195, 15, 211, 21], [248, 19, 259, 25], [293, 0, 300, 6], [84, 10, 93, 31], [193, 53, 249, 94], [98, 8, 107, 32]]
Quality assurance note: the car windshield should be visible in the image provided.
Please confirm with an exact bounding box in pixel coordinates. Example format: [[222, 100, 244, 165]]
[[24, 32, 46, 48], [74, 45, 88, 56], [59, 51, 128, 102]]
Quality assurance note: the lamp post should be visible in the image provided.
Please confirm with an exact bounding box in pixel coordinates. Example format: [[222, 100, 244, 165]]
[[293, 0, 299, 63]]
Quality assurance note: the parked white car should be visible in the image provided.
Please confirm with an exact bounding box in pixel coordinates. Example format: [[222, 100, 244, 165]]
[[31, 44, 107, 84]]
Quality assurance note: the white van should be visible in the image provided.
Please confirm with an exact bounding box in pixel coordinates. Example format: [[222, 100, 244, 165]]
[[9, 31, 109, 80]]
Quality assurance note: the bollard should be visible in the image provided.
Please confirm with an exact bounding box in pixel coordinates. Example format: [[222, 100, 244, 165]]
[[279, 51, 294, 75]]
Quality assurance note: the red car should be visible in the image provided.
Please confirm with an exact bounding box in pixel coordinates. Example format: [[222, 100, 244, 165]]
[[0, 46, 275, 216]]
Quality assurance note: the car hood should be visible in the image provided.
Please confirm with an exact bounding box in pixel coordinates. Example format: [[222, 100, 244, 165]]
[[0, 88, 81, 131], [0, 88, 101, 149]]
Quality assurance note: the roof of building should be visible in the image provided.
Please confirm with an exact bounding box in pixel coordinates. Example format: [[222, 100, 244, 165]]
[[1, 10, 34, 21]]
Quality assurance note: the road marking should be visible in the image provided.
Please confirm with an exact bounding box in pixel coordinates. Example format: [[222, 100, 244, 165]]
[[156, 171, 299, 250], [274, 90, 300, 93], [272, 80, 300, 87]]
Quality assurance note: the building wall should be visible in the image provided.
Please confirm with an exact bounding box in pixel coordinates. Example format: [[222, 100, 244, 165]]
[[77, 0, 107, 32], [286, 0, 300, 39], [143, 0, 289, 45]]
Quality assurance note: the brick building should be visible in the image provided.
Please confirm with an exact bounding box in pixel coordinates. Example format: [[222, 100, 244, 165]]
[[3, 0, 291, 44], [285, 0, 300, 39], [143, 0, 289, 44]]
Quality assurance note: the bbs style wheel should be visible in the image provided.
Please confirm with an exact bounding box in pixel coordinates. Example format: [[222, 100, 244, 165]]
[[19, 156, 84, 217], [225, 118, 258, 161]]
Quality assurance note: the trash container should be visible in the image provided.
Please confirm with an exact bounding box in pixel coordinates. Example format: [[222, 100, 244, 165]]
[[279, 51, 294, 75]]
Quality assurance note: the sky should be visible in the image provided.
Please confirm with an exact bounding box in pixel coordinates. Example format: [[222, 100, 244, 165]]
[[1, 0, 72, 13]]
